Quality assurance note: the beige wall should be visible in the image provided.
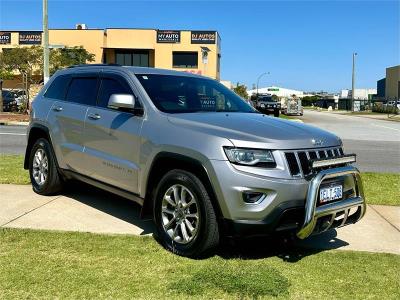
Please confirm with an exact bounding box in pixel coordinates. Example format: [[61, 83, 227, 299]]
[[106, 29, 155, 49], [49, 29, 104, 63], [385, 65, 400, 100]]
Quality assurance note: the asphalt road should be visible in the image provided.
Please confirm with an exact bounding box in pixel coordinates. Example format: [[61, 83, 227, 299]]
[[0, 125, 27, 155], [1, 112, 399, 173], [300, 110, 400, 173]]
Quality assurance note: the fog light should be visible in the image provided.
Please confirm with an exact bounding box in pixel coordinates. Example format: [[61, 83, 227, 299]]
[[242, 192, 265, 204]]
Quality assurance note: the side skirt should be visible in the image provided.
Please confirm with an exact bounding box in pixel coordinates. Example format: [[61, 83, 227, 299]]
[[61, 169, 144, 206]]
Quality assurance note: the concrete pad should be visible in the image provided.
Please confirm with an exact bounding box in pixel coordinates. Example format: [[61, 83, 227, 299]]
[[298, 205, 400, 255], [371, 205, 400, 231], [1, 184, 399, 254], [5, 185, 154, 236], [0, 184, 59, 225]]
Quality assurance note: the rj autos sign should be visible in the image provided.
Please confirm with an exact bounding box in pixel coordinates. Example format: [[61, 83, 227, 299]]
[[191, 31, 216, 44], [19, 31, 42, 45], [157, 30, 180, 43], [0, 32, 11, 44]]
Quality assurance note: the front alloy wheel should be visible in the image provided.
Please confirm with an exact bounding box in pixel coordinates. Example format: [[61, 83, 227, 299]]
[[161, 184, 199, 244], [154, 169, 219, 257]]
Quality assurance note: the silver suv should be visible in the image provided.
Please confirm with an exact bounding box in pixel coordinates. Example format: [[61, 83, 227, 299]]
[[24, 65, 366, 257]]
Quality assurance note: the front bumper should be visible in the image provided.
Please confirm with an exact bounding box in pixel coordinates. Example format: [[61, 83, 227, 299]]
[[297, 165, 366, 239], [208, 160, 366, 238]]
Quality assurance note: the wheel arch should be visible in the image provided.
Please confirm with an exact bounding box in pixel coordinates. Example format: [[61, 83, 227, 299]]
[[141, 152, 223, 220], [24, 124, 52, 170]]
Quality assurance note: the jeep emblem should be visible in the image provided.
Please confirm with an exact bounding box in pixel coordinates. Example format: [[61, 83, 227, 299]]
[[312, 139, 324, 146]]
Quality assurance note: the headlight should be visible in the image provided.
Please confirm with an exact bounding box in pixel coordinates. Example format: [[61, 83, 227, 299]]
[[224, 147, 275, 167]]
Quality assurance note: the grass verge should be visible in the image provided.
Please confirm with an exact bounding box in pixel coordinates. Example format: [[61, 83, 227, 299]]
[[0, 155, 29, 185], [0, 228, 399, 299], [361, 172, 399, 206], [0, 155, 398, 206]]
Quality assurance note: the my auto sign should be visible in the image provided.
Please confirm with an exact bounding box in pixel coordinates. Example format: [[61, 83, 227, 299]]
[[191, 31, 216, 44], [0, 32, 11, 44], [157, 30, 180, 43], [19, 31, 42, 45]]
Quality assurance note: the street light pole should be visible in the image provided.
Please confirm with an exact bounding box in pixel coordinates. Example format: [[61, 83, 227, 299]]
[[256, 72, 269, 96], [43, 0, 49, 84], [351, 52, 357, 112]]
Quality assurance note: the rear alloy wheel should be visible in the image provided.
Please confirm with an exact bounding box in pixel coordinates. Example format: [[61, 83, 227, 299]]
[[154, 169, 219, 257], [32, 148, 48, 186], [29, 138, 63, 195]]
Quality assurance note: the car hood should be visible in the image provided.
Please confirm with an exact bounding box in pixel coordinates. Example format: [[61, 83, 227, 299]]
[[167, 112, 341, 150]]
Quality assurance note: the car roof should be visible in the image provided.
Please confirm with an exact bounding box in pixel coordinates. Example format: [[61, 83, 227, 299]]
[[57, 64, 208, 79]]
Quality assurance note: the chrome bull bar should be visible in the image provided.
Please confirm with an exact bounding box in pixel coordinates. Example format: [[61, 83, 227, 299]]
[[297, 165, 366, 239]]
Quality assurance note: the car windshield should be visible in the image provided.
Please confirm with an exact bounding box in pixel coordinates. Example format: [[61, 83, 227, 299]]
[[259, 96, 277, 102], [136, 74, 256, 113]]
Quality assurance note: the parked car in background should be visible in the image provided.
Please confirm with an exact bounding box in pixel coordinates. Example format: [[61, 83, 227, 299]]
[[255, 94, 280, 117], [25, 65, 366, 257], [13, 89, 28, 106], [1, 90, 18, 112], [385, 100, 400, 110], [283, 98, 303, 116]]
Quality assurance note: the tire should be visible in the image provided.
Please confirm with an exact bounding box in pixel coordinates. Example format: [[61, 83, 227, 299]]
[[153, 169, 219, 257], [29, 138, 63, 195], [274, 110, 280, 117]]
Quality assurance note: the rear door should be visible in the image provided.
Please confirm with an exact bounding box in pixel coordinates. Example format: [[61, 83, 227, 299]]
[[82, 71, 144, 193], [47, 72, 99, 174]]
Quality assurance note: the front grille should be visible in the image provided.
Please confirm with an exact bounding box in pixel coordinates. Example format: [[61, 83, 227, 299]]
[[284, 147, 344, 177]]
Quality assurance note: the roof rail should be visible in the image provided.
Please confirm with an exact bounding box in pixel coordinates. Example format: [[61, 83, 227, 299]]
[[67, 63, 122, 68]]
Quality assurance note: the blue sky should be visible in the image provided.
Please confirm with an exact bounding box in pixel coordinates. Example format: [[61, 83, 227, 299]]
[[0, 0, 399, 92]]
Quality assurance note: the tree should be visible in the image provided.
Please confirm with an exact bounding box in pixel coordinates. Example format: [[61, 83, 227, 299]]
[[302, 95, 320, 107], [1, 46, 42, 80], [50, 46, 95, 75], [1, 46, 95, 113], [2, 45, 95, 80], [233, 82, 248, 99]]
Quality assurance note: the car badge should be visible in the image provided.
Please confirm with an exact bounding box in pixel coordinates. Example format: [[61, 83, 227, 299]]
[[311, 139, 324, 146]]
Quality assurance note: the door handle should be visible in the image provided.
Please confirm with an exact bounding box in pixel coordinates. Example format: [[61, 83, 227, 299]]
[[88, 113, 101, 120], [53, 106, 63, 112]]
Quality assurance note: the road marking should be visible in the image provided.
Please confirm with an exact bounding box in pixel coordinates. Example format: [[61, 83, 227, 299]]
[[0, 132, 26, 136], [372, 124, 400, 132]]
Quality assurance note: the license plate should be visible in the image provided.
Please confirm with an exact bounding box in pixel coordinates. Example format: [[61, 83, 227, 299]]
[[319, 185, 343, 203], [260, 104, 265, 108]]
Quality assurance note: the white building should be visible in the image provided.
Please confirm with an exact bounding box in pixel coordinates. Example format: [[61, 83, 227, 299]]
[[340, 88, 377, 100], [247, 86, 304, 98], [220, 80, 234, 89]]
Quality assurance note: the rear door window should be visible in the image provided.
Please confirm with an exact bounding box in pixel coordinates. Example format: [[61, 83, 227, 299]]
[[97, 76, 132, 108], [66, 76, 98, 106], [44, 74, 71, 100]]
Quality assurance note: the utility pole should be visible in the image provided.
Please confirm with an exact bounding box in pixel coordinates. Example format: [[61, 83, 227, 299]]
[[43, 0, 49, 84], [256, 72, 269, 97], [351, 52, 357, 111]]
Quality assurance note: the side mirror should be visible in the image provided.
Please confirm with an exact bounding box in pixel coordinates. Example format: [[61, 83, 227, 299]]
[[108, 94, 135, 110]]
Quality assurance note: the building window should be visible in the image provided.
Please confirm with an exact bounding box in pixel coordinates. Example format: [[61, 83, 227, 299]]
[[172, 51, 198, 68], [115, 50, 149, 67]]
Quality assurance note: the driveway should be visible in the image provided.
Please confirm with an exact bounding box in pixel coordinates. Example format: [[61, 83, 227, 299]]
[[1, 184, 399, 255], [301, 110, 400, 173]]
